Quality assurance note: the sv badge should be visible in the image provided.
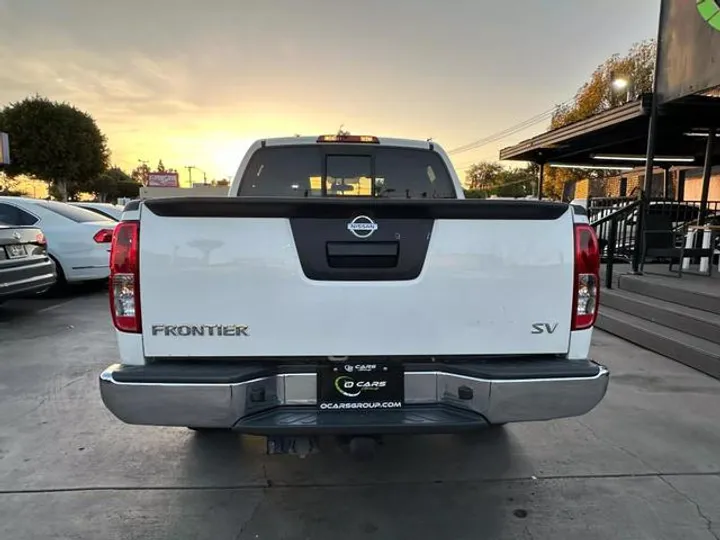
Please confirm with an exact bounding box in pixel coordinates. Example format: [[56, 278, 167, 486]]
[[531, 323, 558, 335]]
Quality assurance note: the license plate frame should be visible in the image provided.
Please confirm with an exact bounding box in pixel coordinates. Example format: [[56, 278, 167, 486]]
[[317, 362, 404, 411], [6, 244, 27, 259]]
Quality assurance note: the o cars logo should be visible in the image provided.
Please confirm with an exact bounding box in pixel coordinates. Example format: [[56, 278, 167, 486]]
[[697, 0, 720, 31], [334, 376, 387, 398], [335, 376, 362, 397]]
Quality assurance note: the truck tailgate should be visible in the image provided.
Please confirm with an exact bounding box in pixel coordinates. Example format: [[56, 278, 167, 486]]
[[138, 199, 574, 358]]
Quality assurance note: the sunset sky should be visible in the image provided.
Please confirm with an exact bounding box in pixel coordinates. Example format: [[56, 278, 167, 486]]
[[0, 0, 659, 186]]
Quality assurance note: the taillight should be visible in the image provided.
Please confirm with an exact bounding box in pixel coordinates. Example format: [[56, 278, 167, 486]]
[[93, 229, 114, 243], [572, 223, 600, 330], [109, 221, 140, 333]]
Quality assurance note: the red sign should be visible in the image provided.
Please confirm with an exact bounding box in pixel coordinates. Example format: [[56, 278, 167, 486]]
[[147, 172, 179, 187]]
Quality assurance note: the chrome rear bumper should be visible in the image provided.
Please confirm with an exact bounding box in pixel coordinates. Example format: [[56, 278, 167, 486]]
[[100, 360, 609, 432]]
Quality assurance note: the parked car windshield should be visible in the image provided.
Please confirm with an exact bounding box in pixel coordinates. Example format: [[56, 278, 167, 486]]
[[34, 201, 115, 223]]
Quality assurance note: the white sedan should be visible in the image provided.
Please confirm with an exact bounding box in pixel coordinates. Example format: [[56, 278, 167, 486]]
[[0, 197, 116, 285], [69, 202, 124, 221]]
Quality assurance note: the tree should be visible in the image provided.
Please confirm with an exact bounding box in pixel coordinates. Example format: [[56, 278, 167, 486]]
[[157, 159, 166, 173], [0, 172, 21, 195], [48, 180, 83, 201], [551, 40, 655, 129], [541, 40, 656, 199], [131, 162, 150, 186], [89, 167, 139, 202], [542, 166, 581, 201], [466, 162, 503, 190], [493, 166, 536, 198], [0, 95, 110, 200], [464, 161, 537, 198]]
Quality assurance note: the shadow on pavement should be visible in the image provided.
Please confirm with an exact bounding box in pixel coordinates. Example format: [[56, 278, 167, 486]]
[[177, 426, 521, 487], [0, 279, 108, 322], [161, 427, 522, 538]]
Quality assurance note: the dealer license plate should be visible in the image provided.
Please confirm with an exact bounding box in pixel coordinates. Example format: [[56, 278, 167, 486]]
[[317, 363, 404, 411], [6, 244, 27, 259]]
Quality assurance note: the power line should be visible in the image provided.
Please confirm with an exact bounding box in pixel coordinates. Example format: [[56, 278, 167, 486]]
[[448, 109, 554, 155], [448, 109, 556, 155], [470, 175, 536, 191], [447, 98, 575, 156], [454, 161, 480, 172]]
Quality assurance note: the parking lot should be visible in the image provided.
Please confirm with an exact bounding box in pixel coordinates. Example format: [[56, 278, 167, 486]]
[[0, 289, 719, 539]]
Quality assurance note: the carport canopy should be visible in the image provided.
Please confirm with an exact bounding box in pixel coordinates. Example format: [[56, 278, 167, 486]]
[[499, 94, 720, 169]]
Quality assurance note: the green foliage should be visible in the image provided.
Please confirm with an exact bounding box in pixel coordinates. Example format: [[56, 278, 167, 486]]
[[90, 167, 140, 202], [464, 161, 537, 198], [495, 168, 536, 197], [466, 162, 503, 190], [49, 180, 83, 201], [551, 40, 655, 129], [542, 39, 655, 199], [542, 165, 585, 201], [0, 172, 20, 195], [46, 167, 139, 202], [131, 162, 150, 186], [0, 95, 110, 200]]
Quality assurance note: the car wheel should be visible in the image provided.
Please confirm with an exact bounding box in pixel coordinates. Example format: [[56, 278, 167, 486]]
[[45, 256, 68, 296]]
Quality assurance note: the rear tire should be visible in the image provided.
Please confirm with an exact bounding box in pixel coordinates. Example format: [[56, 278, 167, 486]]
[[45, 256, 68, 297]]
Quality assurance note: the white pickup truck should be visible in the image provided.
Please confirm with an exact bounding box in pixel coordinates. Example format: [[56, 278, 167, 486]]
[[100, 134, 608, 456]]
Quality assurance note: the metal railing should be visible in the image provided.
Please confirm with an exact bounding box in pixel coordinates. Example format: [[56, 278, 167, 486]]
[[589, 197, 639, 263], [591, 200, 641, 289], [588, 197, 720, 288]]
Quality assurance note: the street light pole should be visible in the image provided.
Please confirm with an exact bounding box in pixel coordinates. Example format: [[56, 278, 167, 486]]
[[537, 162, 545, 200], [612, 77, 633, 103]]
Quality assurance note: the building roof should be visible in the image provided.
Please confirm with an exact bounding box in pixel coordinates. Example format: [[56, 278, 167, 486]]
[[499, 94, 720, 169]]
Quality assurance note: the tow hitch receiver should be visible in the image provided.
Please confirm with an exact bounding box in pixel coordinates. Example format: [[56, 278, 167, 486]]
[[266, 435, 381, 461], [266, 436, 320, 458]]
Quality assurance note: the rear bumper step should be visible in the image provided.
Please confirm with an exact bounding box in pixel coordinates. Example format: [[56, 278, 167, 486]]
[[99, 359, 609, 433], [237, 406, 488, 435]]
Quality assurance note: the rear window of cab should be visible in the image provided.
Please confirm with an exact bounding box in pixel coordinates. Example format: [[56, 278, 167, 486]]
[[238, 145, 456, 199]]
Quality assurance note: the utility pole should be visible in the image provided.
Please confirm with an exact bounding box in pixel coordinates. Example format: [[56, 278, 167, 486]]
[[185, 165, 209, 186]]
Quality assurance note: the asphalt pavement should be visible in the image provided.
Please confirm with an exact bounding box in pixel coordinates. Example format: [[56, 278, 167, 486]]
[[1, 290, 719, 539]]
